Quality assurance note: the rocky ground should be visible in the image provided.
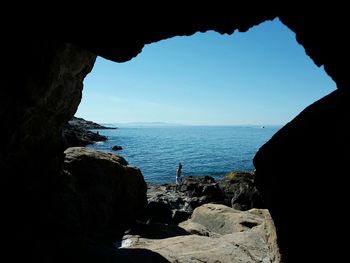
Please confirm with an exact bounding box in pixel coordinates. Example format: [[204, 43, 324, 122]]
[[140, 172, 263, 226], [118, 172, 280, 262]]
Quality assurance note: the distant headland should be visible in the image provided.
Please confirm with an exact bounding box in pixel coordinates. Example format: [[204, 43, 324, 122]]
[[63, 116, 116, 148], [69, 116, 117, 129]]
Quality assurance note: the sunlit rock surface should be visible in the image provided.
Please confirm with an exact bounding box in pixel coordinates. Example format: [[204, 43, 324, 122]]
[[123, 204, 280, 263]]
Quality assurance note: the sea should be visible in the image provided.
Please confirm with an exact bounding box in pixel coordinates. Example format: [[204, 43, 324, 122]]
[[88, 125, 281, 184]]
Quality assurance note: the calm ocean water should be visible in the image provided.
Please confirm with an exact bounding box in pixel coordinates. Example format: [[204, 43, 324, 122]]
[[88, 125, 281, 184]]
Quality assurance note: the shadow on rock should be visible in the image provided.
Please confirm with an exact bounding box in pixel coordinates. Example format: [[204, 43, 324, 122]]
[[88, 242, 170, 263], [143, 176, 224, 225], [219, 171, 263, 210], [126, 221, 190, 239]]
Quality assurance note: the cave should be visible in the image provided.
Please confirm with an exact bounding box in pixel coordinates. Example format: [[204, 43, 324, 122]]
[[1, 10, 349, 263]]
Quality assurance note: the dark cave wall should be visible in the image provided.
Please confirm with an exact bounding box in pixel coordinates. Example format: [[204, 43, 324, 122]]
[[68, 12, 349, 89], [254, 89, 349, 262], [1, 40, 96, 260], [1, 41, 96, 174], [1, 10, 349, 262], [279, 14, 349, 89], [1, 41, 96, 184], [71, 12, 277, 63]]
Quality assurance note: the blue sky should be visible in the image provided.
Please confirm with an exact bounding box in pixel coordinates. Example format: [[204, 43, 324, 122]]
[[76, 18, 336, 126]]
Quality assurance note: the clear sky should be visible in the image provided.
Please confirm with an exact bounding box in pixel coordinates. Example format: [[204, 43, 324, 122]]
[[76, 18, 336, 126]]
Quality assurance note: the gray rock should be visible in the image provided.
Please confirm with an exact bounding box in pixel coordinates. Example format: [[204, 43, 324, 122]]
[[144, 173, 264, 225], [219, 171, 263, 211], [124, 204, 281, 263], [144, 177, 224, 224]]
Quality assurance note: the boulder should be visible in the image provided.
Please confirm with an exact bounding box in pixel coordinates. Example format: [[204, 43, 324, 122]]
[[112, 145, 123, 151], [180, 204, 269, 236], [144, 177, 224, 224], [181, 176, 224, 201], [63, 147, 147, 242], [219, 171, 263, 210], [254, 89, 350, 262], [144, 174, 265, 225], [123, 204, 280, 263]]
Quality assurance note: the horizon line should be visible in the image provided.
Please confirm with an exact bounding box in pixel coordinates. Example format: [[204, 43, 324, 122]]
[[97, 121, 284, 127]]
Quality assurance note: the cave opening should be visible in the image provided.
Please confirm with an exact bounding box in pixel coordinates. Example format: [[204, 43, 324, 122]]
[[2, 12, 348, 263], [73, 18, 335, 184]]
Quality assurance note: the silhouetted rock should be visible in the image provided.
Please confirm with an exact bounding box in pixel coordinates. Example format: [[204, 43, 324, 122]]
[[63, 147, 147, 243], [63, 123, 107, 148], [254, 89, 350, 263], [144, 201, 173, 224], [69, 116, 116, 129], [112, 145, 123, 151], [62, 116, 115, 148]]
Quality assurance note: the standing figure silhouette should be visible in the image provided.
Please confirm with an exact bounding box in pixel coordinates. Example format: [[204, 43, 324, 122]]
[[176, 162, 183, 191]]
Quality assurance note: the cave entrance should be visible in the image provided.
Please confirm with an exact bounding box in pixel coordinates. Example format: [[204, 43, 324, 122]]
[[75, 18, 335, 184]]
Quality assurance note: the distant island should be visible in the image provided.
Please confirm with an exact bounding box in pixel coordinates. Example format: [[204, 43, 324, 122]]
[[114, 121, 184, 127]]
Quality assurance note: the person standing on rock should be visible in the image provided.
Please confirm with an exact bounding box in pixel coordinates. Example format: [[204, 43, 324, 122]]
[[176, 162, 183, 191]]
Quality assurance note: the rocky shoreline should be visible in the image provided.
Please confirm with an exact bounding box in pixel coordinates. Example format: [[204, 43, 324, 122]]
[[126, 173, 280, 262], [58, 117, 280, 262], [61, 145, 280, 262], [143, 173, 263, 225], [59, 116, 279, 262], [68, 116, 117, 130], [62, 116, 116, 148]]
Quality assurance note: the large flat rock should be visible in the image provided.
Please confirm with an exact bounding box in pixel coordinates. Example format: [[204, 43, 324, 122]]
[[122, 204, 280, 263]]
